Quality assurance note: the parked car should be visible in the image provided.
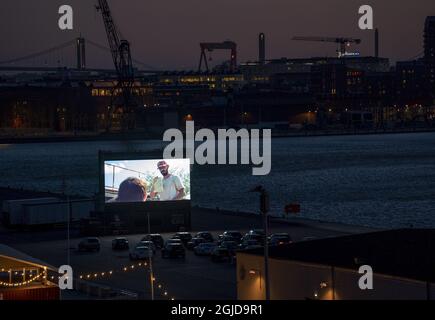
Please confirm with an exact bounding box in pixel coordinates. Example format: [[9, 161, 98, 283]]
[[173, 232, 192, 245], [129, 246, 153, 260], [78, 238, 100, 252], [217, 235, 239, 245], [242, 233, 264, 244], [136, 240, 156, 253], [194, 243, 217, 256], [218, 231, 243, 243], [248, 229, 265, 235], [162, 243, 186, 259], [248, 230, 265, 241], [112, 237, 129, 250], [194, 231, 214, 243], [269, 233, 293, 246], [211, 247, 232, 262], [239, 239, 262, 250], [219, 241, 239, 254], [186, 237, 206, 250], [165, 238, 183, 246], [141, 234, 164, 249]]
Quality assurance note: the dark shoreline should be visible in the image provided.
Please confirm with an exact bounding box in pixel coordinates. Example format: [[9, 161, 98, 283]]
[[1, 126, 435, 144]]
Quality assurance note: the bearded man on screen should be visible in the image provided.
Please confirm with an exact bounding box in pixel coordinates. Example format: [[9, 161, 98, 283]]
[[150, 161, 186, 201]]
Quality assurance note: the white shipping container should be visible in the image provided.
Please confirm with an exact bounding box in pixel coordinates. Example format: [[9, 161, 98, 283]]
[[71, 201, 95, 221], [2, 198, 59, 225], [23, 200, 94, 225]]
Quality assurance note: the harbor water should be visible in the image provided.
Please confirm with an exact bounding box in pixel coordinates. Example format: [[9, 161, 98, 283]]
[[1, 132, 435, 229]]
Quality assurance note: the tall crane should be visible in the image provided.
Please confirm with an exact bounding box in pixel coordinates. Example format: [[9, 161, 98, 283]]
[[292, 36, 362, 58], [198, 41, 237, 72], [96, 0, 135, 129]]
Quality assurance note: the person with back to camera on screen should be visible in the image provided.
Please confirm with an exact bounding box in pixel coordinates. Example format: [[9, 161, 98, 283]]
[[150, 160, 185, 201], [113, 177, 148, 202]]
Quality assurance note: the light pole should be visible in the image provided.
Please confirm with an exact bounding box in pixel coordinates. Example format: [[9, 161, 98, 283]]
[[250, 185, 270, 300], [147, 212, 155, 300], [62, 176, 71, 267], [67, 195, 71, 267]]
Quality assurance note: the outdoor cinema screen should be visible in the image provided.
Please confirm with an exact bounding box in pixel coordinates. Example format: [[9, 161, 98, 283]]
[[104, 159, 191, 203]]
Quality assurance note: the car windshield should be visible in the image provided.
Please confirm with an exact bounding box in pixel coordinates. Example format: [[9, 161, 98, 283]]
[[250, 230, 264, 235], [273, 235, 290, 240]]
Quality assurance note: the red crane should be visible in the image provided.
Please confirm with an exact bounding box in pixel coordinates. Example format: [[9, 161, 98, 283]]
[[292, 36, 362, 58], [198, 41, 237, 72]]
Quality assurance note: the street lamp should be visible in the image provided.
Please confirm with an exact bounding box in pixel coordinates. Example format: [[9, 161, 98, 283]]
[[249, 185, 270, 300], [147, 212, 155, 300]]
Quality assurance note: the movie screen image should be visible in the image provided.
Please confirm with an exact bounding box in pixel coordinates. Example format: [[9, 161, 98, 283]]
[[104, 159, 190, 203]]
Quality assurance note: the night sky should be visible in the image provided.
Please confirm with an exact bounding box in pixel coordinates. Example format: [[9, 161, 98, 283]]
[[0, 0, 434, 70]]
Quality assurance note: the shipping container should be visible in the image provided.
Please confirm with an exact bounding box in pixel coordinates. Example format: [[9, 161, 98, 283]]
[[23, 200, 95, 225], [1, 198, 59, 226]]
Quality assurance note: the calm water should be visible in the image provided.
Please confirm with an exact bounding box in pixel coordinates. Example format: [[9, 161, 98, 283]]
[[1, 132, 435, 228]]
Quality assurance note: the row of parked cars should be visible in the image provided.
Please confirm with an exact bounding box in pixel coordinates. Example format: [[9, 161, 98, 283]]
[[209, 230, 293, 262], [76, 229, 293, 263], [169, 229, 293, 263]]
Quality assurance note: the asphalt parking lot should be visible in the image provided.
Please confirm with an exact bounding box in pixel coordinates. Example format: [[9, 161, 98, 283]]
[[17, 232, 238, 300], [3, 207, 375, 300]]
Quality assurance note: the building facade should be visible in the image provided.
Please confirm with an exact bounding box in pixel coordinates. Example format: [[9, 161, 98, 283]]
[[237, 229, 435, 300]]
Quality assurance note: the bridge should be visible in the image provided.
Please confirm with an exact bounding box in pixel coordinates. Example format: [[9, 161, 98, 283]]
[[0, 37, 163, 74]]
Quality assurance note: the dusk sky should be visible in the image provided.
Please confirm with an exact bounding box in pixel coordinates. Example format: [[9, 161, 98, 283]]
[[0, 0, 434, 70]]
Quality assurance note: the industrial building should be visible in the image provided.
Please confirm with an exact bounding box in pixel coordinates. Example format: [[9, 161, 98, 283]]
[[237, 229, 435, 300], [1, 16, 435, 135], [424, 16, 435, 97]]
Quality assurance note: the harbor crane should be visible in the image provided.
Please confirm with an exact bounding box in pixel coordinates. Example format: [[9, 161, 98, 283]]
[[198, 41, 237, 72], [96, 0, 135, 130], [292, 36, 362, 58]]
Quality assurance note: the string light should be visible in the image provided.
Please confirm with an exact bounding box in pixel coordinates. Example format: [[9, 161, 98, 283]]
[[75, 262, 175, 300], [0, 273, 43, 287]]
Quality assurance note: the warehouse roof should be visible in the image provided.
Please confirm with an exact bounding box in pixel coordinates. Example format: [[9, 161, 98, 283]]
[[243, 229, 435, 283], [0, 244, 56, 271]]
